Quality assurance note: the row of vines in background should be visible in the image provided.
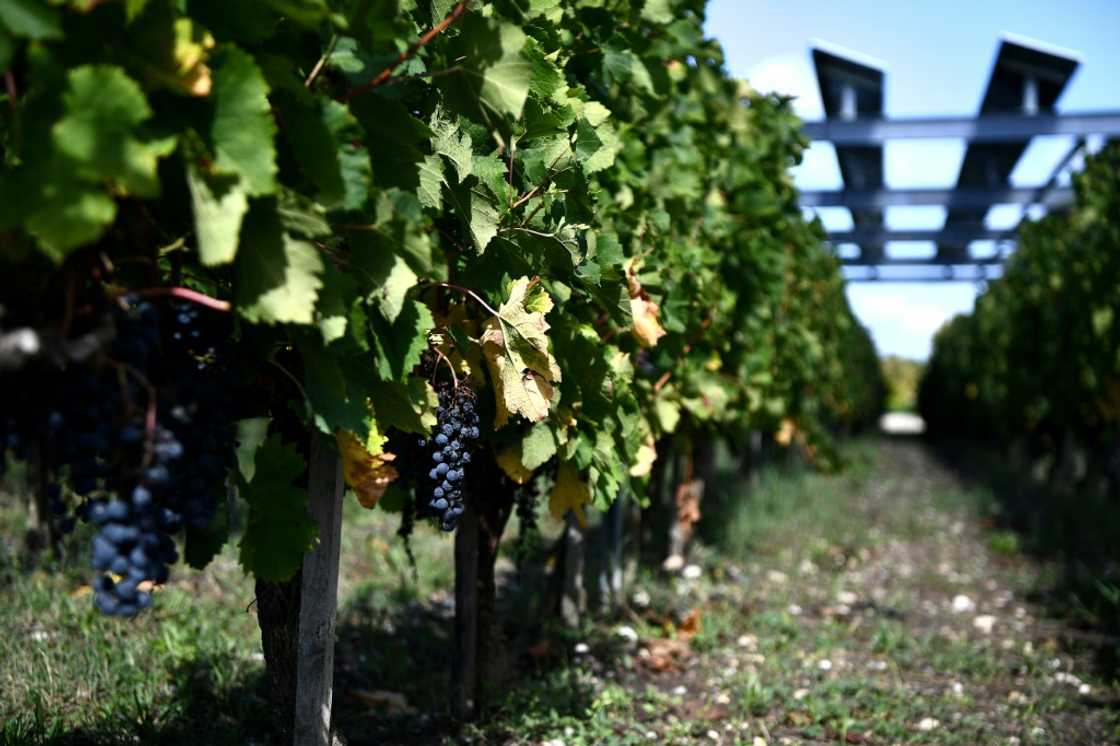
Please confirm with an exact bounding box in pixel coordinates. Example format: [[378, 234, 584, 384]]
[[920, 144, 1120, 489], [0, 0, 882, 739]]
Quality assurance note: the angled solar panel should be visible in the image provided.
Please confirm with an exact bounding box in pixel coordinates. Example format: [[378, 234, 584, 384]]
[[937, 36, 1080, 263], [811, 44, 885, 265]]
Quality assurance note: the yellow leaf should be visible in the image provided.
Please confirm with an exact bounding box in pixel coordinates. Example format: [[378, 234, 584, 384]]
[[625, 257, 666, 347], [629, 435, 658, 477], [496, 445, 534, 484], [549, 461, 589, 528], [173, 19, 215, 96], [775, 418, 796, 446], [481, 277, 562, 428], [336, 430, 399, 509]]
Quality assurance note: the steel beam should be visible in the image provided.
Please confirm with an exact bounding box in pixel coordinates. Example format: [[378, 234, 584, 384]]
[[801, 186, 1074, 210], [801, 111, 1120, 145], [838, 255, 1004, 267], [826, 228, 1016, 244], [843, 267, 1001, 283]]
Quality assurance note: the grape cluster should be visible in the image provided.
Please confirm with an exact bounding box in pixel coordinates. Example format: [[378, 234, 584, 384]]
[[420, 384, 479, 532], [0, 297, 237, 617], [85, 300, 236, 615]]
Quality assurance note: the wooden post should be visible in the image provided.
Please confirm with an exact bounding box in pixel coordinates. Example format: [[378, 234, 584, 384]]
[[294, 431, 345, 746], [597, 490, 626, 613], [559, 512, 586, 628], [452, 502, 480, 720]]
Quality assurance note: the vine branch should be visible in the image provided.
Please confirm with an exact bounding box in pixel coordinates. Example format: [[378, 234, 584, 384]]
[[125, 287, 232, 312], [304, 33, 339, 88], [344, 1, 470, 101]]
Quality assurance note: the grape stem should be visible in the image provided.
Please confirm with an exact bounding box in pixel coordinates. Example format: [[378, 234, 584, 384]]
[[431, 282, 501, 318], [432, 347, 460, 389], [126, 287, 232, 312], [112, 361, 160, 470]]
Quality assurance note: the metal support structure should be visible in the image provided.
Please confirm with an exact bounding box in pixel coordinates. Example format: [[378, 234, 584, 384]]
[[811, 45, 886, 266], [826, 227, 1015, 245], [843, 265, 1002, 283], [800, 36, 1096, 278], [803, 186, 1074, 210], [800, 110, 1120, 145]]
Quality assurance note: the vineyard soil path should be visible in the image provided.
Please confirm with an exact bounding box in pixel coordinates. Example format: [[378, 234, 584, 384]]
[[545, 438, 1118, 746]]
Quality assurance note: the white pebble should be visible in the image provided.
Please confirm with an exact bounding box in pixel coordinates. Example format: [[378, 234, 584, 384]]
[[706, 729, 720, 741], [917, 717, 940, 731], [766, 570, 788, 585], [972, 614, 997, 634], [951, 594, 976, 613], [737, 634, 757, 649], [1054, 671, 1082, 687], [614, 625, 639, 643]]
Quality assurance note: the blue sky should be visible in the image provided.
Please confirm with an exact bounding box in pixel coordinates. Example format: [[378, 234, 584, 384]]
[[703, 0, 1120, 359]]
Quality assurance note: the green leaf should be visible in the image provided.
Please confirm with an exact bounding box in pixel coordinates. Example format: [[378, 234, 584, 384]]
[[572, 118, 621, 175], [302, 343, 372, 436], [53, 65, 177, 198], [523, 37, 565, 101], [212, 46, 277, 196], [350, 95, 430, 191], [369, 378, 434, 435], [450, 16, 531, 119], [417, 154, 445, 211], [235, 417, 271, 482], [26, 188, 117, 262], [0, 0, 61, 40], [601, 48, 654, 94], [520, 421, 557, 470], [183, 503, 229, 570], [0, 29, 12, 71], [446, 179, 500, 253], [371, 299, 433, 381], [471, 152, 512, 205], [238, 436, 318, 582], [186, 163, 248, 266], [316, 261, 356, 345], [279, 96, 346, 206], [235, 202, 324, 325], [641, 0, 674, 24], [431, 107, 473, 183]]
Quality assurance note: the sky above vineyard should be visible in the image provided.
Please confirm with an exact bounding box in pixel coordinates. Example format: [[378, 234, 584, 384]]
[[705, 0, 1120, 360]]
